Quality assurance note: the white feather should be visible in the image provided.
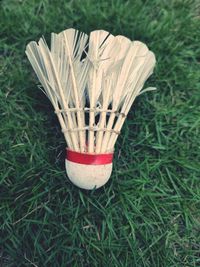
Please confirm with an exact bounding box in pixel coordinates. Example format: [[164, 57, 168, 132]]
[[25, 28, 156, 153]]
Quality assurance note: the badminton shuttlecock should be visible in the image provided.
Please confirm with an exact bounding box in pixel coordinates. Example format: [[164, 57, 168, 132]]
[[25, 28, 156, 189]]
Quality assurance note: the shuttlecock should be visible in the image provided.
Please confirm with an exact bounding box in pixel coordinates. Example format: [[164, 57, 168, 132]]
[[25, 28, 156, 190]]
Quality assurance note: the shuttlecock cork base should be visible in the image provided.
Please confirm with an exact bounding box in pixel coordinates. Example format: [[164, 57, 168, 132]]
[[65, 149, 113, 189]]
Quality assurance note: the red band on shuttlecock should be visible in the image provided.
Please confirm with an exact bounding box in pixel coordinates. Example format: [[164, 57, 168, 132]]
[[66, 148, 113, 165]]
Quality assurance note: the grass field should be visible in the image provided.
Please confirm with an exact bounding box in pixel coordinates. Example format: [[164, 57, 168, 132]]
[[1, 0, 200, 266]]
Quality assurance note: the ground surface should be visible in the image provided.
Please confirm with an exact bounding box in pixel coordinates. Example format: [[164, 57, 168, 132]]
[[0, 0, 200, 266]]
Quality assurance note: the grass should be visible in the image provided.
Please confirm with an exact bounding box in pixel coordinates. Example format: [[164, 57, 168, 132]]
[[0, 0, 200, 266]]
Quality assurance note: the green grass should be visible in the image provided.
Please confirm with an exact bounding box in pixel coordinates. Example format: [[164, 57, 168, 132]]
[[1, 0, 200, 266]]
